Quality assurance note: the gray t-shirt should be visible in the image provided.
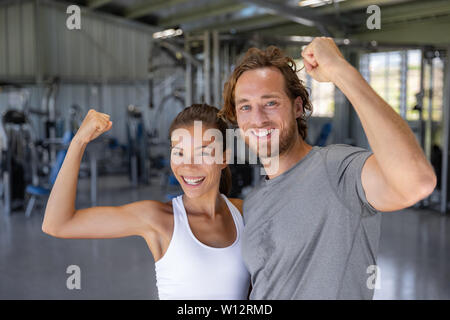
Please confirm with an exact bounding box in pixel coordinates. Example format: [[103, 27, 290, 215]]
[[242, 144, 382, 300]]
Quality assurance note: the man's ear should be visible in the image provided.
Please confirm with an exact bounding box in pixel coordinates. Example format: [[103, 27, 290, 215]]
[[293, 96, 303, 119]]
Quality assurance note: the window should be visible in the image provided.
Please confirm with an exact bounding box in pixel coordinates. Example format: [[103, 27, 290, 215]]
[[367, 51, 402, 114], [359, 49, 444, 122], [406, 50, 421, 121], [295, 58, 335, 118], [431, 57, 444, 122]]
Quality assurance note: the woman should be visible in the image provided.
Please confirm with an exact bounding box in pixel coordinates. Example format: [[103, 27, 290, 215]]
[[42, 104, 250, 299]]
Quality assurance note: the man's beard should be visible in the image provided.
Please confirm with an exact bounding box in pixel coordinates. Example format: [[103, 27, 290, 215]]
[[277, 119, 298, 157], [248, 119, 299, 160]]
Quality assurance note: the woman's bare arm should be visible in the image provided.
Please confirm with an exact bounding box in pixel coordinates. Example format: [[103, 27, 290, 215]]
[[42, 110, 158, 239]]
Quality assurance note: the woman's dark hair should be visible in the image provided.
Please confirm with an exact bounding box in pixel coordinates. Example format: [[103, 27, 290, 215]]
[[169, 103, 232, 196]]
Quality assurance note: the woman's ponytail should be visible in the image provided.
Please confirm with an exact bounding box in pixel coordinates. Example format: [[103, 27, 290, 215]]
[[219, 166, 232, 196]]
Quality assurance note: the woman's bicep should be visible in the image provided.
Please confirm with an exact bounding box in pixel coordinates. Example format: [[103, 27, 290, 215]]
[[53, 201, 156, 239]]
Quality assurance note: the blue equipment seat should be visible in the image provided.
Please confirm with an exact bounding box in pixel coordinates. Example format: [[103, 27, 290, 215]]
[[25, 185, 50, 196], [24, 131, 73, 217]]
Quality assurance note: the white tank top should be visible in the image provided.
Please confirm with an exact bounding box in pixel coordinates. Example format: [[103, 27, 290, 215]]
[[155, 194, 250, 300]]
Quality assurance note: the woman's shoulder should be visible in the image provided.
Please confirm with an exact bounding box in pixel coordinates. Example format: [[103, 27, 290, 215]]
[[128, 200, 174, 230], [127, 199, 173, 213]]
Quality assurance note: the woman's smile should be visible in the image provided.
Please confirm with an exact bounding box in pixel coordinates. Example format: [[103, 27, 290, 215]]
[[181, 175, 206, 187]]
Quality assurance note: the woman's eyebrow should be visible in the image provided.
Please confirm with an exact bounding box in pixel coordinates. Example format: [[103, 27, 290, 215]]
[[171, 144, 213, 150], [195, 144, 214, 150]]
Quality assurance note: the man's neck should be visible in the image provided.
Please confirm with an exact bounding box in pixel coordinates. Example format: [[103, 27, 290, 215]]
[[264, 137, 313, 180]]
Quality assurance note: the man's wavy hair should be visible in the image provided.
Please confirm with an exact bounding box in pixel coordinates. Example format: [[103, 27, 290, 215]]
[[219, 46, 313, 140]]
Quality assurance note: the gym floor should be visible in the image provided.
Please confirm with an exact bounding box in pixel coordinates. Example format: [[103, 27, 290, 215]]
[[0, 175, 449, 300]]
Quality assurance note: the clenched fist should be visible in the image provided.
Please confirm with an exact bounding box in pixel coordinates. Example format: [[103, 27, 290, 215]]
[[73, 109, 112, 144], [301, 37, 350, 83]]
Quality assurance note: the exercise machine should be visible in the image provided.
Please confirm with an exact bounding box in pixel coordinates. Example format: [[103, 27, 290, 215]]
[[1, 109, 38, 213], [126, 104, 149, 186], [0, 117, 10, 216], [24, 131, 73, 217]]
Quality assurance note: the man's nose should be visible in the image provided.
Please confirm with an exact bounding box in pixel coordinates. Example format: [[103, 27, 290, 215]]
[[251, 105, 270, 127]]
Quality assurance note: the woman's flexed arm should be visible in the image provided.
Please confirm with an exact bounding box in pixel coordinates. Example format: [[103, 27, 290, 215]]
[[42, 109, 156, 239]]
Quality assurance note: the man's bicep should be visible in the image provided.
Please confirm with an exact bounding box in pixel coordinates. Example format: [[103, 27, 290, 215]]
[[362, 155, 410, 212], [325, 145, 377, 214]]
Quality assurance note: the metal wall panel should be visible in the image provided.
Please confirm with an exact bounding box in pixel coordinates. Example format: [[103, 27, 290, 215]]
[[0, 0, 183, 147], [0, 7, 6, 76], [0, 1, 36, 80], [22, 2, 36, 77], [0, 0, 153, 82], [7, 4, 21, 77]]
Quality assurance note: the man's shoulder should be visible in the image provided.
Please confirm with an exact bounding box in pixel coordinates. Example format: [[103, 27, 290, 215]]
[[319, 143, 369, 153], [316, 144, 371, 162]]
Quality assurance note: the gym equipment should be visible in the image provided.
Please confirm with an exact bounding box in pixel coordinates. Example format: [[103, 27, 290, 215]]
[[40, 78, 60, 163], [1, 109, 37, 213], [126, 105, 149, 186], [0, 117, 10, 216], [69, 104, 83, 133], [24, 131, 73, 217], [150, 91, 185, 144]]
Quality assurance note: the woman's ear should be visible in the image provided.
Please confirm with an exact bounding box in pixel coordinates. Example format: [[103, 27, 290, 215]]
[[294, 96, 303, 119]]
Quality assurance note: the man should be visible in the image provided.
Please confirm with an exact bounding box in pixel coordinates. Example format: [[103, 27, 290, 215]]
[[219, 37, 436, 299]]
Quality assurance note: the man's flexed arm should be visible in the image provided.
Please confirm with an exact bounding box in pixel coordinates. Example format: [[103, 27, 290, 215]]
[[301, 37, 436, 212]]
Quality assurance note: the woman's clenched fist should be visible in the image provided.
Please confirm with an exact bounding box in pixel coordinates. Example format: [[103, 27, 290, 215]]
[[73, 109, 112, 144]]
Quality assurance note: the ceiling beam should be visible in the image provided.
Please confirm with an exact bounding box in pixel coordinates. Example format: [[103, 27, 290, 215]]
[[87, 0, 112, 9], [157, 41, 203, 68], [351, 14, 450, 45], [370, 0, 450, 23], [344, 0, 450, 28], [188, 14, 288, 33], [316, 0, 413, 14], [254, 22, 322, 37], [238, 0, 339, 36], [159, 1, 246, 27], [125, 0, 189, 19]]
